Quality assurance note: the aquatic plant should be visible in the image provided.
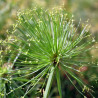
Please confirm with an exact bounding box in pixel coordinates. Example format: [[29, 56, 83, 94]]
[[1, 7, 97, 98]]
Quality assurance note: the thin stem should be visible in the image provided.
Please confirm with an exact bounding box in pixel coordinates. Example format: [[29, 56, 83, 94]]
[[43, 66, 55, 98], [56, 66, 62, 98]]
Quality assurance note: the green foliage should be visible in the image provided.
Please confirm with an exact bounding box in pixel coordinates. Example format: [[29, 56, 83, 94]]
[[0, 7, 97, 97]]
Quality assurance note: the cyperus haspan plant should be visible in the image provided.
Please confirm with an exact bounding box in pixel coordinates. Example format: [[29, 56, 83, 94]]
[[6, 7, 97, 97]]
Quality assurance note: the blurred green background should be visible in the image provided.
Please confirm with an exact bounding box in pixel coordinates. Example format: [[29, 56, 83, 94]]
[[0, 0, 98, 97]]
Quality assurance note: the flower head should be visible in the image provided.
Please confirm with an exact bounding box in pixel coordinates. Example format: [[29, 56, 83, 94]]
[[9, 7, 96, 97]]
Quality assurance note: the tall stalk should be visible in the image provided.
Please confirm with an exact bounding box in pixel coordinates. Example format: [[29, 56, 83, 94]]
[[43, 66, 55, 98]]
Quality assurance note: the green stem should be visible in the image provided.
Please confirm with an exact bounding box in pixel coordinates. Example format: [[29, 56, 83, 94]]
[[43, 66, 55, 98], [56, 67, 62, 98]]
